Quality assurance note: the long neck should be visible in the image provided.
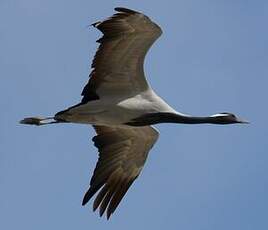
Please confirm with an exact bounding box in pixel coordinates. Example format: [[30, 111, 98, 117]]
[[126, 112, 217, 126], [159, 113, 214, 124]]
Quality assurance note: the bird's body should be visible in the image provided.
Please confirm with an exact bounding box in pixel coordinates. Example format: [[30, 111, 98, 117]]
[[21, 7, 248, 219], [55, 88, 177, 126]]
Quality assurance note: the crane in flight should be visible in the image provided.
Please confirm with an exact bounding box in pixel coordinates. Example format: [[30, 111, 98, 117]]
[[21, 7, 248, 219]]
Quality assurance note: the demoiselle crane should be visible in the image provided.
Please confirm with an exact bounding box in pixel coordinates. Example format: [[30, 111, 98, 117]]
[[20, 7, 248, 219]]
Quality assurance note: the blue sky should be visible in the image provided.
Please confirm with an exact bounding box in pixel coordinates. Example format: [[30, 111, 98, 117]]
[[1, 0, 268, 229]]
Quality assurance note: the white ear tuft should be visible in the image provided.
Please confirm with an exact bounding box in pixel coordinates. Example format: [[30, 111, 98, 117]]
[[210, 113, 229, 118]]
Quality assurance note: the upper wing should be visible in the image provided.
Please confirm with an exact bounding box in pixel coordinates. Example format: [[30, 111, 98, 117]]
[[81, 7, 162, 103], [82, 125, 159, 219]]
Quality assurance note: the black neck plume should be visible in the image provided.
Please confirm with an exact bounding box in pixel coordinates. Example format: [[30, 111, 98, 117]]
[[126, 112, 215, 126]]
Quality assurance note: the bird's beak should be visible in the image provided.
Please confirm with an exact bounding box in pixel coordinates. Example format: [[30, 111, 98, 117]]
[[236, 118, 250, 124]]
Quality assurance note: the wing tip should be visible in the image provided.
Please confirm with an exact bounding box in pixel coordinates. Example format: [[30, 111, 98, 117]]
[[82, 197, 88, 206], [114, 7, 140, 14], [91, 7, 139, 28], [82, 189, 93, 206], [107, 211, 112, 220]]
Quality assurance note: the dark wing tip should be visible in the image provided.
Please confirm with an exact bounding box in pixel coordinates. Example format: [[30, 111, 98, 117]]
[[92, 8, 139, 28], [82, 195, 89, 206], [82, 185, 100, 206], [114, 7, 140, 14], [107, 211, 112, 220]]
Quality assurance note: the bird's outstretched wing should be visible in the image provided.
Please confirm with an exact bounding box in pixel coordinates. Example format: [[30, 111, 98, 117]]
[[82, 125, 159, 219], [81, 7, 162, 103]]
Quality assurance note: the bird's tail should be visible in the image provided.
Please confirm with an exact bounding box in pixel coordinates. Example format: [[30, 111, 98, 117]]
[[20, 116, 60, 126]]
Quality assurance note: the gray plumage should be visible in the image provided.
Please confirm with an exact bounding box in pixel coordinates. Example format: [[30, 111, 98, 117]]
[[20, 7, 248, 219]]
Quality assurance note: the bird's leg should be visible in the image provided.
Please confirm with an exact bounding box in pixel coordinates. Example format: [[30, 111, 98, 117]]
[[20, 116, 59, 126]]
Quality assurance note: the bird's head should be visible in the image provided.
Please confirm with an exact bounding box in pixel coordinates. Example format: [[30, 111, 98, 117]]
[[209, 112, 249, 124]]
